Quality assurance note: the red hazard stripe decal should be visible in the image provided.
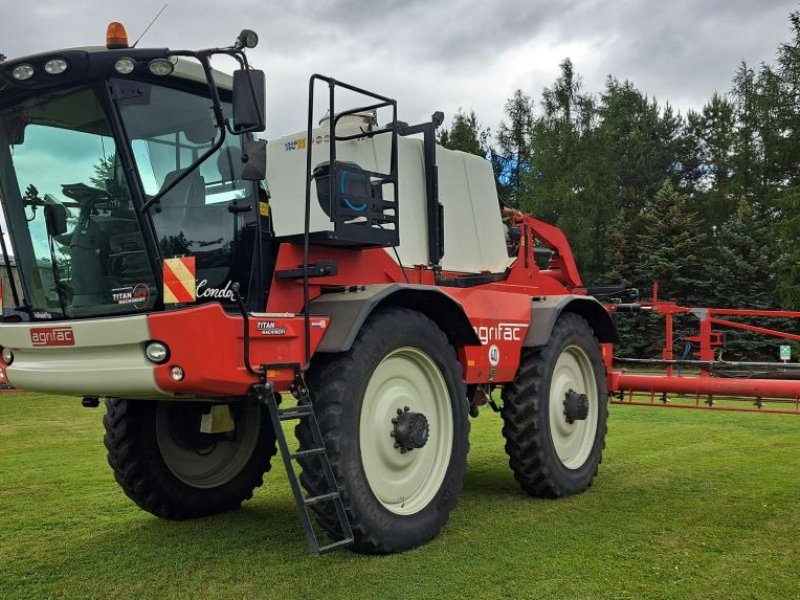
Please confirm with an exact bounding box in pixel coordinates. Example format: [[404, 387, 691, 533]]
[[162, 257, 196, 304]]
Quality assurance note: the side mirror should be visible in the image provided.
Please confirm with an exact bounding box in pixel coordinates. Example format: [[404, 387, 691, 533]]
[[241, 138, 267, 181], [233, 69, 266, 133], [44, 203, 68, 237]]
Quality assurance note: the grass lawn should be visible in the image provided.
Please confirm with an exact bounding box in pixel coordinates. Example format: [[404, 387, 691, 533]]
[[1, 392, 799, 600]]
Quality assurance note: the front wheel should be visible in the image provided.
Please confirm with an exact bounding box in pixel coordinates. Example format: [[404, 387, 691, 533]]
[[296, 307, 469, 554], [501, 313, 608, 498], [103, 399, 277, 519]]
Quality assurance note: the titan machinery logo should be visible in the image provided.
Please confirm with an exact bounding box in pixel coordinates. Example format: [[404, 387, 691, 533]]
[[30, 327, 75, 347], [256, 321, 288, 336]]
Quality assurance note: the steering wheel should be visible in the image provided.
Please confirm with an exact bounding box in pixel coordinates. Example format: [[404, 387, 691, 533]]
[[61, 182, 111, 207]]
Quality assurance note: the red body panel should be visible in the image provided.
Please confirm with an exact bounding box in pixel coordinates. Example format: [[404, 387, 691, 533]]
[[144, 212, 585, 397], [148, 303, 329, 396], [445, 288, 531, 383]]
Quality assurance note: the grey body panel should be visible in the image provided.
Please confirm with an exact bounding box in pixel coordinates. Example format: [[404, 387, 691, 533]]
[[525, 295, 618, 347], [311, 284, 480, 353], [0, 314, 169, 398]]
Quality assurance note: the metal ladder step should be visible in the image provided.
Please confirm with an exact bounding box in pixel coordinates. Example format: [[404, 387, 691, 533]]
[[277, 405, 314, 421], [261, 386, 354, 556], [304, 491, 340, 506], [291, 447, 327, 460], [318, 538, 356, 554]]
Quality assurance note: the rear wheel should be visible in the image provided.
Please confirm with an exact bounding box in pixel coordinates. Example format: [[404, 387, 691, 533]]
[[296, 307, 469, 554], [103, 399, 276, 519], [501, 313, 607, 497]]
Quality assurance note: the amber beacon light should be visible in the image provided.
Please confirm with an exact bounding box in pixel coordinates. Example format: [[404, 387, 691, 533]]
[[106, 22, 129, 49]]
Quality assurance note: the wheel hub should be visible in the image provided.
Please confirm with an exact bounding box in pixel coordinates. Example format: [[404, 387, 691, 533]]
[[167, 404, 219, 454], [391, 406, 429, 453], [563, 389, 589, 424]]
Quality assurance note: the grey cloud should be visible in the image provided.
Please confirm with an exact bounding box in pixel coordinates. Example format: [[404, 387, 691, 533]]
[[0, 0, 797, 138]]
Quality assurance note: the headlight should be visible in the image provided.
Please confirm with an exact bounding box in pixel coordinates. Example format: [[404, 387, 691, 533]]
[[44, 58, 68, 75], [148, 58, 174, 76], [170, 365, 185, 381], [145, 341, 169, 364], [11, 64, 34, 81], [2, 347, 13, 365], [238, 29, 259, 49], [114, 58, 135, 75]]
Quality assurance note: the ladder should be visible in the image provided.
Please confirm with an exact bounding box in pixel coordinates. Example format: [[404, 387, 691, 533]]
[[258, 383, 354, 555]]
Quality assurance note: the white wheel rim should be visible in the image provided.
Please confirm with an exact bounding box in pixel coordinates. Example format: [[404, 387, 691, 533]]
[[548, 345, 598, 469], [359, 347, 454, 515]]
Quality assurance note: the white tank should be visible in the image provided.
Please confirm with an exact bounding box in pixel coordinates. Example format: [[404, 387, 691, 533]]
[[266, 119, 509, 274]]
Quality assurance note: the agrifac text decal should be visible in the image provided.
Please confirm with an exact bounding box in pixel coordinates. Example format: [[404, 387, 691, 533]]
[[30, 327, 75, 346], [473, 322, 525, 345]]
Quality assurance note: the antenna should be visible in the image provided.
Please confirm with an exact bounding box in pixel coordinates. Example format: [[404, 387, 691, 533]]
[[132, 4, 168, 48]]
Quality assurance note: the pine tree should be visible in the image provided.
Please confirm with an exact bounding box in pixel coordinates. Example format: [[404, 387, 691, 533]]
[[612, 182, 710, 357], [705, 200, 789, 359], [525, 60, 598, 276], [496, 89, 534, 207], [437, 109, 491, 158], [684, 93, 737, 222]]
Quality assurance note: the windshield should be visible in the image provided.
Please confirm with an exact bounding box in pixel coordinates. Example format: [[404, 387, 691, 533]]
[[0, 86, 157, 319], [115, 80, 258, 305]]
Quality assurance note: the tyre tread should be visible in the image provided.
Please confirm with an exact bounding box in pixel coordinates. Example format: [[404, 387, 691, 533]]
[[296, 307, 469, 554], [501, 313, 607, 498], [103, 399, 277, 520]]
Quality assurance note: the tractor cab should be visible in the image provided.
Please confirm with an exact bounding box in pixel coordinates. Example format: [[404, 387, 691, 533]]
[[0, 25, 268, 321]]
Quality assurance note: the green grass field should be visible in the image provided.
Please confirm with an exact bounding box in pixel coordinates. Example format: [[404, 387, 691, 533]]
[[1, 392, 799, 600]]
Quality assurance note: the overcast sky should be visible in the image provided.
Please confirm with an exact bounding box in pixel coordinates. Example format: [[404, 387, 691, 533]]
[[2, 0, 798, 139]]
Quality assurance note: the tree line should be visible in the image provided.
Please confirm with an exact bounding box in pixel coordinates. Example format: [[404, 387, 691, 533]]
[[438, 11, 800, 360]]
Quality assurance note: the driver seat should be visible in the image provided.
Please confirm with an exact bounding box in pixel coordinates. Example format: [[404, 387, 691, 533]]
[[160, 168, 206, 209]]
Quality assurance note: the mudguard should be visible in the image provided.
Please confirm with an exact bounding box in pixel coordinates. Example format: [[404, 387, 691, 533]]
[[524, 295, 618, 347], [310, 283, 480, 352]]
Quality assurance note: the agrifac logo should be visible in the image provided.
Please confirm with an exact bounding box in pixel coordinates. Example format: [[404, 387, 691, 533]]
[[30, 327, 75, 347], [473, 322, 525, 345]]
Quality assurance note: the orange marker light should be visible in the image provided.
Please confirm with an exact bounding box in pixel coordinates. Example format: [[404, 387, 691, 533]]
[[106, 22, 129, 49]]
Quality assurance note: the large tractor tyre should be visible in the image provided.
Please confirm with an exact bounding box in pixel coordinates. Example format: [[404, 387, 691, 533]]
[[501, 313, 608, 498], [103, 399, 277, 520], [296, 307, 470, 554]]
